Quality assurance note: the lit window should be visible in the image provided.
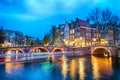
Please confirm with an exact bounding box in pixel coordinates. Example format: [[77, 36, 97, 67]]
[[61, 32, 64, 35], [70, 29, 74, 34]]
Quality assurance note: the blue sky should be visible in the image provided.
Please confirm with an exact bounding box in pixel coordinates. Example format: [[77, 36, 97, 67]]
[[0, 0, 120, 39]]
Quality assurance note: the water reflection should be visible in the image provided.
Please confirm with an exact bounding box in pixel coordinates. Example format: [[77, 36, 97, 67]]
[[70, 59, 76, 80], [61, 56, 114, 80], [91, 56, 113, 79], [0, 55, 118, 80], [5, 58, 24, 74], [91, 56, 100, 79], [61, 55, 68, 80], [78, 58, 85, 80], [5, 62, 24, 74]]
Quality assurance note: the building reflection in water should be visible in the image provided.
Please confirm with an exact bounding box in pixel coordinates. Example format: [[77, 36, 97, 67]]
[[5, 58, 24, 74], [61, 56, 113, 80], [70, 59, 77, 80], [91, 56, 113, 79], [4, 55, 114, 79], [61, 55, 68, 80], [78, 58, 86, 80]]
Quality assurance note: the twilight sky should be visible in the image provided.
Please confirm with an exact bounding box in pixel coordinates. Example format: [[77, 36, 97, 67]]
[[0, 0, 120, 39]]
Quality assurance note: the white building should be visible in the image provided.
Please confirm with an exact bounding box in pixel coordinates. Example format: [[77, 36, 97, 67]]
[[4, 30, 24, 47], [64, 21, 70, 46]]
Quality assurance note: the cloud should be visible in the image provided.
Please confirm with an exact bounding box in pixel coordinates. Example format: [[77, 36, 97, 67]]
[[24, 0, 93, 16], [0, 0, 115, 17], [91, 0, 110, 8], [0, 12, 39, 22], [0, 0, 120, 39], [25, 0, 55, 16]]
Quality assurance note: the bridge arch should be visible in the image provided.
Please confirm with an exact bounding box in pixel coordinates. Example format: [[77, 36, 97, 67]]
[[5, 48, 24, 54], [29, 47, 49, 53], [52, 48, 64, 53], [91, 46, 112, 57]]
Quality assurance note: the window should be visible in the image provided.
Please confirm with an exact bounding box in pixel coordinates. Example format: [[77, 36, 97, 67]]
[[70, 29, 74, 34], [60, 32, 64, 35]]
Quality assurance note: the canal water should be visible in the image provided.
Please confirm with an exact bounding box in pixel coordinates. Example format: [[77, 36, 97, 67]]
[[0, 55, 120, 80]]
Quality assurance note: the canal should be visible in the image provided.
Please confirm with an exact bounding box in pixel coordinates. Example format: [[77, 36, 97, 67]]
[[0, 55, 120, 80]]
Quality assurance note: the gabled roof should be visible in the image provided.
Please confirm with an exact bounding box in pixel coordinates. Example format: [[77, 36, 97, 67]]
[[78, 19, 89, 27]]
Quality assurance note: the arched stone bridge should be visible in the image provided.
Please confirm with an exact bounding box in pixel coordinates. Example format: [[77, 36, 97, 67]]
[[1, 46, 65, 54], [91, 46, 118, 57], [0, 46, 118, 57]]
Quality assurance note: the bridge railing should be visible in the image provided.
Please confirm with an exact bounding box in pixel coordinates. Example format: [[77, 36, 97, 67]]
[[0, 52, 50, 59], [0, 50, 87, 59]]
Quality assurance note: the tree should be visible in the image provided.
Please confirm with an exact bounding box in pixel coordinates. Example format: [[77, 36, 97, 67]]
[[88, 8, 120, 46], [101, 8, 112, 24], [101, 8, 113, 42], [111, 16, 120, 45], [87, 8, 102, 45], [35, 38, 41, 46], [0, 27, 4, 47], [30, 41, 34, 46], [43, 33, 50, 46], [25, 36, 32, 46], [88, 8, 101, 23]]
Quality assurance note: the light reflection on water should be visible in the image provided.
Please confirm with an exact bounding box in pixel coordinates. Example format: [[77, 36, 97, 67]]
[[5, 63, 24, 74], [0, 55, 120, 80], [61, 55, 68, 79], [70, 59, 77, 80], [91, 56, 113, 79], [79, 58, 85, 80]]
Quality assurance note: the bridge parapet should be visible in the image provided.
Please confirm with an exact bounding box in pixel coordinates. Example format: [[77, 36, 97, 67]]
[[1, 46, 118, 57], [0, 46, 66, 54]]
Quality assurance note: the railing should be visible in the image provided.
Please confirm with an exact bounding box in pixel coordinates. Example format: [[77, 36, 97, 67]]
[[0, 53, 49, 59], [0, 51, 86, 59]]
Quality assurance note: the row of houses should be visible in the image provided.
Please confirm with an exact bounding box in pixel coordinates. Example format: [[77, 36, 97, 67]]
[[54, 18, 120, 47], [0, 29, 25, 47], [1, 18, 120, 48], [0, 29, 40, 47]]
